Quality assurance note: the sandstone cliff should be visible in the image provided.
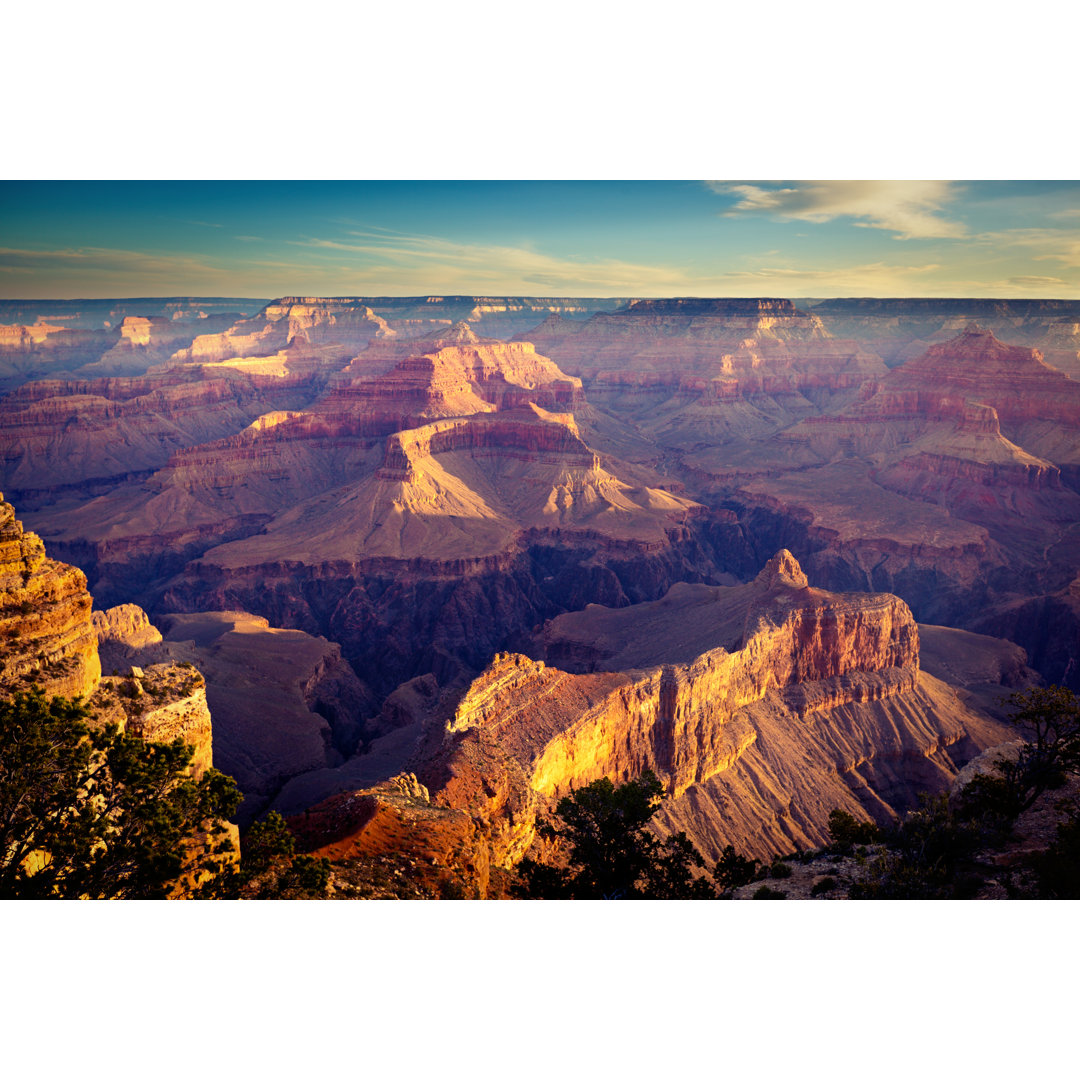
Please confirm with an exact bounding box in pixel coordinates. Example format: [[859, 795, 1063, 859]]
[[278, 553, 1013, 890], [0, 495, 219, 778], [0, 363, 326, 505], [0, 493, 100, 699], [714, 329, 1080, 650], [517, 298, 834, 381]]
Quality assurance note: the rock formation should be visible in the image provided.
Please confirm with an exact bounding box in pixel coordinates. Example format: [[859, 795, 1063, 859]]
[[0, 363, 326, 507], [93, 606, 372, 824], [0, 494, 100, 699], [809, 297, 1080, 367], [720, 329, 1080, 641], [0, 493, 218, 777], [275, 552, 1014, 893]]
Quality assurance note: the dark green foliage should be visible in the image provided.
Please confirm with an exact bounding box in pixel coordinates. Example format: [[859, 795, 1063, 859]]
[[827, 808, 881, 853], [713, 844, 761, 892], [848, 794, 985, 900], [0, 689, 241, 899], [1031, 810, 1080, 899], [768, 860, 793, 879], [810, 876, 837, 896], [965, 686, 1080, 820], [201, 811, 331, 900], [751, 884, 786, 899], [513, 771, 716, 899]]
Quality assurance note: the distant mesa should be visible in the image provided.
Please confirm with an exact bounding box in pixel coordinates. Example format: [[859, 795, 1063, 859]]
[[619, 297, 803, 317]]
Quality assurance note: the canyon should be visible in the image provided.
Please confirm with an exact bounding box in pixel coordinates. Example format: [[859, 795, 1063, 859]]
[[1, 293, 1075, 896]]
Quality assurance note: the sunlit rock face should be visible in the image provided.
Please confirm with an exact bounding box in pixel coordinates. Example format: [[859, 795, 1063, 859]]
[[718, 329, 1080, 652], [278, 552, 1013, 892], [430, 551, 1007, 867], [0, 494, 220, 778], [0, 493, 100, 700]]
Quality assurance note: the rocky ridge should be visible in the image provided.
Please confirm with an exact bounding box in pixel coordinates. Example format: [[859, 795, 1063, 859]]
[[0, 494, 219, 777], [280, 552, 1013, 891]]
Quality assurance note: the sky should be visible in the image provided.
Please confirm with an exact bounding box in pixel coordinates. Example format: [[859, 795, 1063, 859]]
[[2, 180, 1079, 301]]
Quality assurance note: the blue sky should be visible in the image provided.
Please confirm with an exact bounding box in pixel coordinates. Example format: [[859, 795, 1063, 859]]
[[1, 180, 1078, 299]]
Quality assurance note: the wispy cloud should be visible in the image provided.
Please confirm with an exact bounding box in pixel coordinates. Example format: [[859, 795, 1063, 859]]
[[1005, 275, 1071, 288], [287, 229, 700, 294], [0, 245, 228, 278], [0, 245, 297, 297], [713, 260, 953, 296], [707, 181, 967, 240], [974, 228, 1080, 269]]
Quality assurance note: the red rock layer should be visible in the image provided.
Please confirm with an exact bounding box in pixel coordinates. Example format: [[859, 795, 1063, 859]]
[[0, 494, 100, 699], [172, 300, 393, 364], [0, 496, 220, 780], [292, 552, 1010, 886], [794, 328, 1080, 466], [516, 301, 866, 382], [0, 365, 324, 497]]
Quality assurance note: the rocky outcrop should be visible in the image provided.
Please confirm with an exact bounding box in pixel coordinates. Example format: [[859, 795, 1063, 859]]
[[0, 495, 220, 783], [319, 340, 584, 433], [94, 602, 164, 651], [103, 662, 215, 776], [0, 494, 100, 699], [0, 364, 325, 504], [288, 773, 502, 898], [791, 328, 1080, 464], [287, 552, 1010, 887], [96, 608, 373, 824], [171, 299, 393, 364], [413, 553, 1005, 874]]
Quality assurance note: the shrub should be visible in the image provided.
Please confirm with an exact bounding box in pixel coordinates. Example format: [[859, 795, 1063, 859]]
[[0, 689, 240, 899], [827, 808, 881, 852], [713, 845, 760, 892], [513, 771, 716, 899], [752, 885, 786, 899]]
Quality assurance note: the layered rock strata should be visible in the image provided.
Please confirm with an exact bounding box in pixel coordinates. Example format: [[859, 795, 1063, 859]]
[[517, 298, 852, 381], [0, 494, 100, 699], [716, 329, 1080, 644], [810, 297, 1080, 367], [0, 364, 325, 504], [282, 553, 1012, 889], [94, 606, 372, 823], [0, 495, 219, 778]]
